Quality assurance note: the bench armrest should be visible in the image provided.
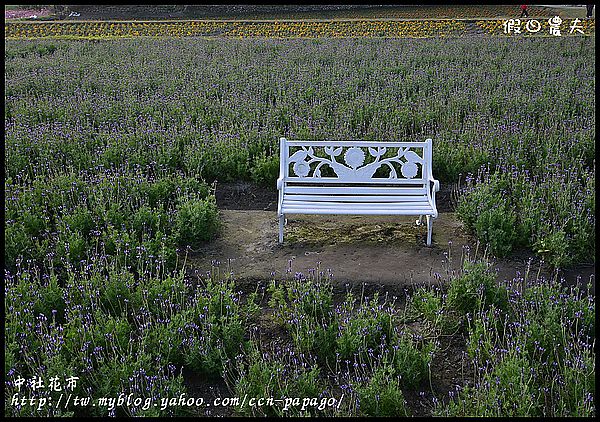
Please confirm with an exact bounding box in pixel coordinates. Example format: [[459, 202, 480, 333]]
[[428, 177, 440, 192], [277, 177, 284, 190], [428, 176, 439, 218]]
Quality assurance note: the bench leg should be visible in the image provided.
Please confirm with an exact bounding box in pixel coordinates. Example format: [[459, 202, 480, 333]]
[[278, 214, 284, 244], [416, 214, 423, 226], [426, 215, 433, 246]]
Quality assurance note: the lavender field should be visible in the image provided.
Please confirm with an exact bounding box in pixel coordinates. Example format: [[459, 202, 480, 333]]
[[4, 36, 595, 416]]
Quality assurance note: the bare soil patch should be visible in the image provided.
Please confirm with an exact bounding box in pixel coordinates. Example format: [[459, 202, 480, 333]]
[[197, 182, 594, 294]]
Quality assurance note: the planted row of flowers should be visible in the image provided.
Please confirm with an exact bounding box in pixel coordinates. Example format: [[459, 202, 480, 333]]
[[6, 19, 593, 40], [5, 20, 472, 39], [6, 36, 594, 266], [5, 249, 594, 416], [4, 34, 595, 416], [231, 5, 574, 20]]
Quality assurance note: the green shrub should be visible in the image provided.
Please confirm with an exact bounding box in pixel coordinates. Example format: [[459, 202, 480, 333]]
[[533, 229, 571, 268], [456, 174, 522, 257], [146, 177, 176, 209], [99, 270, 134, 317], [175, 195, 220, 248], [63, 205, 95, 238], [132, 205, 163, 239], [34, 274, 67, 323], [409, 287, 460, 334], [231, 346, 325, 417], [105, 202, 126, 228], [354, 365, 410, 417], [268, 274, 335, 359], [440, 270, 595, 417], [446, 260, 508, 315], [251, 153, 279, 187], [186, 142, 250, 183], [336, 293, 395, 361], [474, 204, 519, 257], [66, 232, 88, 264], [21, 209, 48, 238], [389, 336, 436, 389], [182, 277, 255, 376], [4, 222, 36, 269], [140, 313, 187, 366]]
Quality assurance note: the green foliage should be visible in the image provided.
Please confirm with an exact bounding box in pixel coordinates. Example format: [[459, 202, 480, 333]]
[[4, 222, 36, 269], [268, 276, 436, 391], [354, 365, 410, 417], [474, 205, 519, 258], [409, 287, 460, 334], [179, 276, 256, 376], [446, 260, 508, 315], [34, 274, 66, 322], [534, 230, 571, 268], [456, 175, 523, 257], [4, 40, 59, 60], [438, 272, 595, 417], [251, 153, 279, 187], [268, 274, 335, 359], [5, 169, 217, 277], [99, 271, 134, 317], [457, 166, 594, 267], [410, 288, 443, 322], [433, 142, 491, 184], [185, 141, 251, 183], [175, 195, 220, 248], [21, 209, 48, 238], [390, 336, 436, 389], [335, 293, 395, 361], [231, 346, 325, 417]]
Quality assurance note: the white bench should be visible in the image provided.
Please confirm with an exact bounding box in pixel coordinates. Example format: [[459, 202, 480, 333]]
[[276, 138, 440, 246]]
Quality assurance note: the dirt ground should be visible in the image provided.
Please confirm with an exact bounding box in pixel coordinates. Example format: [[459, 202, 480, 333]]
[[190, 182, 595, 296], [184, 181, 594, 416]]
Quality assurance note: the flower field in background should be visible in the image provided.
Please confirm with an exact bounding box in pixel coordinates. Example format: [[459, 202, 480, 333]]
[[5, 36, 595, 267], [4, 34, 595, 417], [5, 18, 595, 39], [5, 20, 468, 39]]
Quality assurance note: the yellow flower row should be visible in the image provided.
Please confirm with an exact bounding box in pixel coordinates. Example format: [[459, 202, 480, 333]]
[[5, 19, 593, 39], [6, 20, 467, 39]]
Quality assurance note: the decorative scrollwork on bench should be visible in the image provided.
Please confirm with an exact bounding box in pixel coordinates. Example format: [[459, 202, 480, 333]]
[[288, 145, 424, 181]]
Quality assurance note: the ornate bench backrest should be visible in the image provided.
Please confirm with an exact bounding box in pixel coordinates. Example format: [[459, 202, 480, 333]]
[[280, 138, 433, 188]]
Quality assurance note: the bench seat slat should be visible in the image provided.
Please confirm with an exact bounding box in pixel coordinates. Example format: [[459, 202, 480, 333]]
[[281, 207, 434, 215], [285, 186, 427, 195], [281, 201, 434, 212], [284, 194, 428, 203]]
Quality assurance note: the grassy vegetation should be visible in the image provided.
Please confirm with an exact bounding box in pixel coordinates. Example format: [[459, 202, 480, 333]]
[[4, 35, 595, 416], [5, 36, 594, 267], [5, 18, 595, 39]]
